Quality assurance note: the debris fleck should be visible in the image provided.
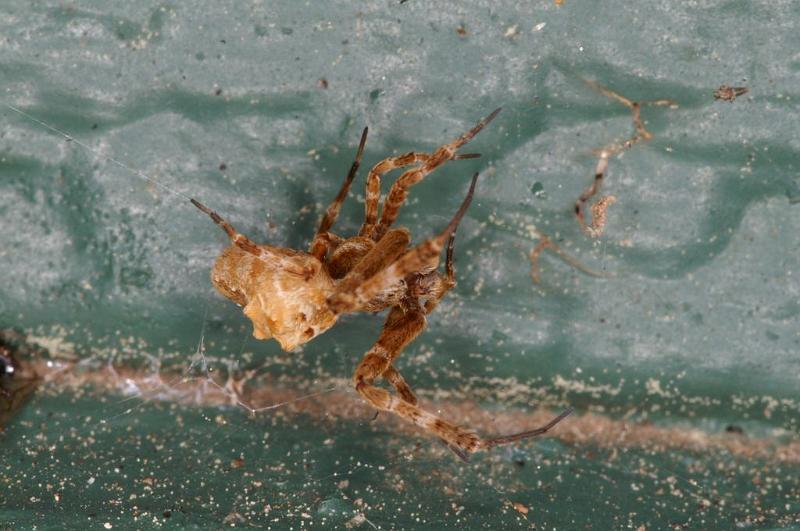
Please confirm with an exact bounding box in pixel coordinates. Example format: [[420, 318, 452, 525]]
[[575, 79, 676, 238], [509, 501, 529, 515], [714, 85, 749, 102]]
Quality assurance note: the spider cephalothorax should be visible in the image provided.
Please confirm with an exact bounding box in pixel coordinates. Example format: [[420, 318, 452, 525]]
[[192, 109, 572, 459]]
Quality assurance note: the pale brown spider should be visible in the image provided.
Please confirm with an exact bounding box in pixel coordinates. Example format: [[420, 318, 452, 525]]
[[191, 110, 573, 459]]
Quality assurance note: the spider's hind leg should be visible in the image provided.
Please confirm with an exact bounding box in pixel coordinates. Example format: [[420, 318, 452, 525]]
[[484, 407, 574, 449], [353, 305, 574, 455], [359, 151, 432, 238], [382, 365, 417, 405]]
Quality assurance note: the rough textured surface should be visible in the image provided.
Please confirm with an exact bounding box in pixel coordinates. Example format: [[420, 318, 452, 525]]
[[1, 0, 799, 528]]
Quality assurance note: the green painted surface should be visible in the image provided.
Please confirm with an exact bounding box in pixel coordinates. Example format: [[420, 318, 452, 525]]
[[1, 0, 799, 528]]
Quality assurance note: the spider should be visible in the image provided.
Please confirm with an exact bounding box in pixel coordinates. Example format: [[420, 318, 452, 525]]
[[191, 109, 573, 459]]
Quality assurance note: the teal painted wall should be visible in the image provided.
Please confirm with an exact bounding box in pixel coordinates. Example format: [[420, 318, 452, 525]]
[[1, 1, 798, 528]]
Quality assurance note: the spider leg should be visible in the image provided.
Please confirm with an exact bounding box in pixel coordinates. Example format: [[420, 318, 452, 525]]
[[381, 364, 417, 405], [328, 172, 478, 315], [310, 231, 345, 263], [310, 127, 368, 260], [369, 350, 419, 424], [190, 199, 263, 257], [359, 149, 482, 240], [353, 305, 487, 452], [354, 305, 573, 455], [359, 151, 432, 238], [423, 230, 457, 315], [325, 236, 375, 279], [483, 407, 574, 448], [440, 439, 471, 462], [191, 199, 316, 278], [372, 108, 499, 240], [334, 228, 410, 301]]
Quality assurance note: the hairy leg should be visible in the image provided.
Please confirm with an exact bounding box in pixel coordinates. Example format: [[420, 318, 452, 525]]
[[371, 108, 499, 240], [191, 198, 262, 256], [326, 236, 375, 279], [381, 364, 417, 405], [353, 305, 574, 456], [310, 231, 345, 263], [359, 152, 430, 238], [328, 172, 478, 315], [310, 127, 368, 260], [360, 151, 480, 239], [191, 199, 315, 278]]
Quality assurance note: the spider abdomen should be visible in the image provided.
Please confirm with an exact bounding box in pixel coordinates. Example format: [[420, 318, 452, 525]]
[[211, 245, 338, 351]]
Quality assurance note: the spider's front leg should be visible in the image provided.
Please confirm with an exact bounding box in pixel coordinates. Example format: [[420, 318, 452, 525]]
[[359, 146, 484, 239], [371, 108, 499, 240], [381, 364, 417, 405], [359, 151, 432, 239]]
